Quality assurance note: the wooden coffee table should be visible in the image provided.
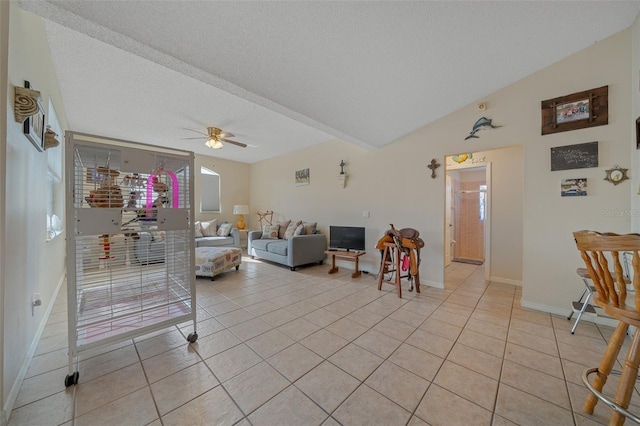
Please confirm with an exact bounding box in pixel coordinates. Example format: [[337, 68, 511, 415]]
[[325, 250, 365, 278]]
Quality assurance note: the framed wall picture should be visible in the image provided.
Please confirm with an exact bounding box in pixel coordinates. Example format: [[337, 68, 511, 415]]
[[541, 86, 608, 135], [23, 81, 45, 151], [295, 168, 310, 186], [636, 117, 640, 150], [561, 178, 587, 197]]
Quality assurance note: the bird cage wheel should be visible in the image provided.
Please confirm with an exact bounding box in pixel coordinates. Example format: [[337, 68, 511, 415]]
[[64, 371, 79, 387], [187, 332, 198, 343]]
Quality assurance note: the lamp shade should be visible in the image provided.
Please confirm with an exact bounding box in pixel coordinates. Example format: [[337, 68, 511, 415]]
[[233, 204, 249, 215]]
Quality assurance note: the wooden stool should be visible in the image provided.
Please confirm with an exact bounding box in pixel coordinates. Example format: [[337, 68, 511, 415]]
[[574, 231, 640, 424], [377, 242, 421, 298], [378, 242, 402, 298]]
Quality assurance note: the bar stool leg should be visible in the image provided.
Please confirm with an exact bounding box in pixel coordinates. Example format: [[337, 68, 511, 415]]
[[584, 322, 629, 414], [393, 247, 401, 299], [377, 246, 389, 291], [611, 329, 640, 425]]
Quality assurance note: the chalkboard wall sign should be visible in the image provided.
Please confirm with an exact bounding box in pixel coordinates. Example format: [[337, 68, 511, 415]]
[[550, 141, 599, 171]]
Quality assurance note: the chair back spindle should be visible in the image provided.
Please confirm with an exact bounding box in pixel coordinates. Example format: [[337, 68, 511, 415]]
[[574, 230, 640, 424], [574, 231, 640, 326]]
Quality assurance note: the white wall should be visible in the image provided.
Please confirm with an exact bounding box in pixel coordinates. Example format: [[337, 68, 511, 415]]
[[251, 28, 633, 312], [0, 1, 8, 421], [632, 14, 640, 233], [521, 30, 632, 314], [3, 3, 68, 415]]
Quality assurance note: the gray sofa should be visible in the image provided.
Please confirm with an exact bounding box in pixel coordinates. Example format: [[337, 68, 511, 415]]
[[196, 227, 240, 248], [134, 226, 239, 264], [248, 231, 326, 270]]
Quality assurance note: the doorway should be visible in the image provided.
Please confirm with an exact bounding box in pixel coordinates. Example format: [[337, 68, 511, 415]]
[[445, 161, 491, 279]]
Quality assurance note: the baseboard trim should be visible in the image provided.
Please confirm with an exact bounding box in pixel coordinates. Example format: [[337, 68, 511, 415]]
[[489, 276, 522, 286], [4, 270, 66, 420], [520, 298, 618, 328], [424, 280, 444, 289]]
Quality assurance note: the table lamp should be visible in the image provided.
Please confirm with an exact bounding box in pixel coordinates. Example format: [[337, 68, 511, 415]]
[[233, 204, 249, 230]]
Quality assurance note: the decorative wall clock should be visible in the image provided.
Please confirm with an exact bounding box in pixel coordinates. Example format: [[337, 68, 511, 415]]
[[604, 165, 629, 185]]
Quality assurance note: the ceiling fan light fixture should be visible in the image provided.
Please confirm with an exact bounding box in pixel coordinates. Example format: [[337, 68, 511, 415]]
[[205, 137, 224, 149]]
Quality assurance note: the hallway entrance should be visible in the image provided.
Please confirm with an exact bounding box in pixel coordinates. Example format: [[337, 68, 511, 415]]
[[446, 166, 488, 265]]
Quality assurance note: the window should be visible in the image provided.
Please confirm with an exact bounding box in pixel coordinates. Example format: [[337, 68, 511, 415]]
[[479, 184, 487, 221], [200, 166, 220, 212], [46, 100, 64, 241]]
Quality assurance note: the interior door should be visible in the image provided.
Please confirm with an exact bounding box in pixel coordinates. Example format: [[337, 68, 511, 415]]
[[453, 167, 486, 264], [445, 174, 453, 266]]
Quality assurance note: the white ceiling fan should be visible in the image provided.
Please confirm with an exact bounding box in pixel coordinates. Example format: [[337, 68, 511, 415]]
[[183, 127, 248, 149]]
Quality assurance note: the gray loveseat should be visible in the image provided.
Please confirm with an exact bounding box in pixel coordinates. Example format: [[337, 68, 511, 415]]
[[134, 225, 239, 264], [248, 230, 326, 270], [195, 220, 240, 248], [195, 228, 240, 248]]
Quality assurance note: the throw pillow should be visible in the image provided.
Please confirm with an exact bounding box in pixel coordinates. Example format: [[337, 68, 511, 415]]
[[217, 222, 232, 237], [294, 224, 305, 236], [284, 220, 303, 240], [200, 219, 218, 237], [261, 225, 279, 239], [302, 221, 317, 235], [276, 220, 291, 239], [194, 221, 203, 238]]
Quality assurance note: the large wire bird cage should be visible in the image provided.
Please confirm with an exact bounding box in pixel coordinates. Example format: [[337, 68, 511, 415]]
[[64, 132, 197, 387]]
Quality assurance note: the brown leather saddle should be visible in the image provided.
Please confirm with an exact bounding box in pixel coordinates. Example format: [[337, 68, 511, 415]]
[[376, 224, 424, 277]]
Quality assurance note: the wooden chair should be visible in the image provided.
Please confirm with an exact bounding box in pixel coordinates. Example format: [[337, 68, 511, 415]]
[[573, 230, 640, 424]]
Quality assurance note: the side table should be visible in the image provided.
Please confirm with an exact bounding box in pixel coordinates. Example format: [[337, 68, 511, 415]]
[[325, 250, 366, 278], [239, 229, 249, 249]]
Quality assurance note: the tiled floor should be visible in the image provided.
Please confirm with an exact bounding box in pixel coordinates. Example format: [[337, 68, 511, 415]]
[[7, 257, 640, 425]]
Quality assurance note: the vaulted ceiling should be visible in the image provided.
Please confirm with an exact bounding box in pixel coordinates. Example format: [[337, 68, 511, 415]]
[[21, 1, 640, 163]]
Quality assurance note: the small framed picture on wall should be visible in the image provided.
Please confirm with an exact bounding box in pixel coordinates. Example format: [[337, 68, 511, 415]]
[[22, 81, 45, 152], [561, 178, 587, 197]]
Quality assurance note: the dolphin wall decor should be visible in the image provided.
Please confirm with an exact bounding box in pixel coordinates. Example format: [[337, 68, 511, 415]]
[[465, 117, 501, 140]]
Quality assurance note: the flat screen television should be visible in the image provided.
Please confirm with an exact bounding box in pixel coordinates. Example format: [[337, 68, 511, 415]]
[[329, 226, 365, 251]]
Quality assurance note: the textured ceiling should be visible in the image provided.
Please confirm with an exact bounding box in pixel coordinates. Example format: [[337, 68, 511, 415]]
[[20, 1, 640, 163]]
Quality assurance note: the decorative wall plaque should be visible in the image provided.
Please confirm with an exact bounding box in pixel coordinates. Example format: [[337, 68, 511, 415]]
[[541, 86, 608, 135], [550, 142, 598, 171]]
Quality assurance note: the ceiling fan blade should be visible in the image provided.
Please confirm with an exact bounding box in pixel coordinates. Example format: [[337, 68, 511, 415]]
[[221, 138, 247, 148], [220, 131, 235, 139], [183, 128, 208, 136], [181, 136, 207, 140]]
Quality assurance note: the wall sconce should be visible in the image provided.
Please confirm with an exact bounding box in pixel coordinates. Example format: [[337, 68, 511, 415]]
[[233, 204, 250, 230], [44, 126, 60, 150], [338, 160, 347, 188], [14, 83, 41, 123]]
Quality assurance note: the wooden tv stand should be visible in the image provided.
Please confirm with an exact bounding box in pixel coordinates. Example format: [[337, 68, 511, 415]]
[[325, 250, 365, 278]]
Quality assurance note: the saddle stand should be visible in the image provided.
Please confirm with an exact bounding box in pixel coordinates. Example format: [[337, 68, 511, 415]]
[[376, 224, 423, 299]]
